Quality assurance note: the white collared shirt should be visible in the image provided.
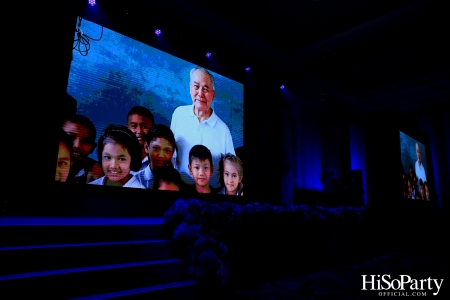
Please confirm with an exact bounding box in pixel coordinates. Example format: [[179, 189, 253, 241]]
[[170, 104, 235, 188]]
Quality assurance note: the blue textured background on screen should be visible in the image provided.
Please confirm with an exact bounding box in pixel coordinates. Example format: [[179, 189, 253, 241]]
[[67, 18, 244, 159]]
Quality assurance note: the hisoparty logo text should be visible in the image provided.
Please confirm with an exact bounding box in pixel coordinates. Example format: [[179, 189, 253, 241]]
[[362, 274, 444, 296]]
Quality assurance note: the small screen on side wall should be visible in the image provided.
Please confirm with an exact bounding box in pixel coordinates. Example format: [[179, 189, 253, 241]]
[[399, 130, 431, 201]]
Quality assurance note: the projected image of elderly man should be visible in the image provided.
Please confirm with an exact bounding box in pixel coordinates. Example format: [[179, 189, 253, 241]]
[[414, 142, 426, 190], [170, 66, 235, 189]]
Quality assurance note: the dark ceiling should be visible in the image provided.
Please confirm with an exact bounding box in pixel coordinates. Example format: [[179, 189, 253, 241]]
[[84, 0, 450, 117]]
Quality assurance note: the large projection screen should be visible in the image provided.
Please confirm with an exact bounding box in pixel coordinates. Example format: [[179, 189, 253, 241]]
[[62, 16, 244, 194]]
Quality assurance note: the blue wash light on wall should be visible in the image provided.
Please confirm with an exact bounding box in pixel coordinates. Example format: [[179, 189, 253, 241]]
[[88, 0, 96, 6]]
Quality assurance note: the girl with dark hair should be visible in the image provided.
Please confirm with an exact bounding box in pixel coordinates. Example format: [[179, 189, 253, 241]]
[[89, 124, 144, 188]]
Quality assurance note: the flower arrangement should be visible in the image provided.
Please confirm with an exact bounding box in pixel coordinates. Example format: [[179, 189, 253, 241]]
[[164, 199, 366, 287]]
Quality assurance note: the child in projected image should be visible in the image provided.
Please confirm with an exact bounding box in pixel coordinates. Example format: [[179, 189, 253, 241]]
[[55, 129, 74, 183], [424, 181, 430, 201], [89, 125, 144, 188], [412, 174, 418, 199], [127, 105, 155, 174], [407, 178, 413, 199], [126, 124, 179, 189], [402, 170, 408, 198], [62, 114, 104, 184], [414, 179, 422, 200], [218, 153, 244, 196], [186, 144, 219, 194], [153, 164, 182, 191], [408, 164, 415, 186], [419, 179, 425, 200]]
